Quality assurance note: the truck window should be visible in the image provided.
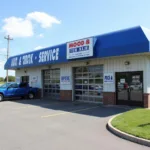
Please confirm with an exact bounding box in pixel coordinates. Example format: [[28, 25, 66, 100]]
[[19, 82, 28, 88], [9, 83, 19, 88], [21, 76, 29, 83]]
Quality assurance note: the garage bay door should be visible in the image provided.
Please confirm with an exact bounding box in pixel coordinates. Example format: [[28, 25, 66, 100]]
[[43, 69, 60, 100], [74, 65, 103, 102]]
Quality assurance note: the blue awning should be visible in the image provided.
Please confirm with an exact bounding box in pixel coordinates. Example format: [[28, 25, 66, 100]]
[[5, 26, 150, 70]]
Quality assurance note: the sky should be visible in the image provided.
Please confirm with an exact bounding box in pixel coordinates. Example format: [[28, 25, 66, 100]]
[[0, 0, 150, 77]]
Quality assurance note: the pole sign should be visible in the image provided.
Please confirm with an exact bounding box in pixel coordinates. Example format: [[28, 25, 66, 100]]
[[104, 73, 114, 83], [67, 38, 93, 59]]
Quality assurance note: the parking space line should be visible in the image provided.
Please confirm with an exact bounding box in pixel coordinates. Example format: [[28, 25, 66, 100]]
[[41, 106, 99, 118]]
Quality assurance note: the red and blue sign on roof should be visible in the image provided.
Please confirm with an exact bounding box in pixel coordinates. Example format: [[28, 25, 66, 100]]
[[67, 38, 94, 59], [4, 26, 150, 69]]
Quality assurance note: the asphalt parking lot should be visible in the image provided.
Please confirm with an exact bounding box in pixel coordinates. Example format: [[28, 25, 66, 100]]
[[0, 99, 149, 150]]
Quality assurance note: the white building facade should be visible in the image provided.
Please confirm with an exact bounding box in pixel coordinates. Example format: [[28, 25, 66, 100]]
[[5, 26, 150, 108]]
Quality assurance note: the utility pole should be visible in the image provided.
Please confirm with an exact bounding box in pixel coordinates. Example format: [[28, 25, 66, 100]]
[[4, 35, 13, 83]]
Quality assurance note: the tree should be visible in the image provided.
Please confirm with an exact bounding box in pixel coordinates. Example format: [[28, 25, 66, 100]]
[[4, 76, 15, 82], [0, 77, 4, 82]]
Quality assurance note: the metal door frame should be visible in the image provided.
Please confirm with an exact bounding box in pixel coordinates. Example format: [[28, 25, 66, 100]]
[[115, 71, 144, 107]]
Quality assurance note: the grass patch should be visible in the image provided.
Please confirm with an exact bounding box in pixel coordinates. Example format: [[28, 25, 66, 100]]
[[111, 109, 150, 140]]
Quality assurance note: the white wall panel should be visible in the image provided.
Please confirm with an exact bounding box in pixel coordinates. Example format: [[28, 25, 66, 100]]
[[16, 68, 42, 88], [15, 54, 149, 93], [60, 64, 72, 90], [103, 55, 148, 93]]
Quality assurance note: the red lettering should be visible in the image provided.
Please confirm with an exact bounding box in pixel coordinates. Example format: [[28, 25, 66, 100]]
[[81, 41, 84, 45], [69, 43, 74, 48], [73, 42, 76, 47], [77, 42, 80, 46], [86, 39, 90, 44], [69, 40, 86, 48]]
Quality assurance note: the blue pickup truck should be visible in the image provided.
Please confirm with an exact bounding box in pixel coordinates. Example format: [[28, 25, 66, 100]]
[[0, 82, 38, 101]]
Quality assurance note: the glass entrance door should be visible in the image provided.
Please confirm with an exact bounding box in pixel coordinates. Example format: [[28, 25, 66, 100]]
[[116, 71, 143, 107]]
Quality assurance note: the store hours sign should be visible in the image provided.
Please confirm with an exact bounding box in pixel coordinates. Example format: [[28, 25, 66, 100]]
[[104, 73, 114, 83], [67, 38, 93, 59]]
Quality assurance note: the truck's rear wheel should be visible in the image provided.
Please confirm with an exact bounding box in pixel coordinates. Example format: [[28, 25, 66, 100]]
[[28, 92, 34, 99], [0, 94, 4, 101]]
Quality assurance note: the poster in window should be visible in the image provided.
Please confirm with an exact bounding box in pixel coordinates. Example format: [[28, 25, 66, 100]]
[[120, 79, 125, 84], [31, 76, 38, 83], [16, 77, 21, 83], [31, 76, 38, 87]]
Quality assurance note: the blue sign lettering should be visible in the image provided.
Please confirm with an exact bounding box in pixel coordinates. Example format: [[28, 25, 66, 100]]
[[69, 46, 89, 53], [104, 73, 114, 83], [39, 48, 59, 63], [10, 48, 59, 68], [23, 54, 33, 65], [61, 76, 70, 84], [11, 57, 18, 67]]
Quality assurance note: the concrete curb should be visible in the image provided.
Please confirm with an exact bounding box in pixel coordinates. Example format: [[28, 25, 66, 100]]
[[107, 114, 150, 147]]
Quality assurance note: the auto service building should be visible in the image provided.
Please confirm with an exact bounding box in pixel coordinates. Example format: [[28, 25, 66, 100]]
[[4, 26, 150, 108]]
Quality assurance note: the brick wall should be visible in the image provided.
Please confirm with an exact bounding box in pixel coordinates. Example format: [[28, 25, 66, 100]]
[[103, 92, 116, 105], [36, 88, 42, 99], [144, 94, 150, 108], [60, 90, 72, 101]]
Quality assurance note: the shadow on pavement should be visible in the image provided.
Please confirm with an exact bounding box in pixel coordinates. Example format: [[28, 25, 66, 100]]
[[5, 98, 132, 118]]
